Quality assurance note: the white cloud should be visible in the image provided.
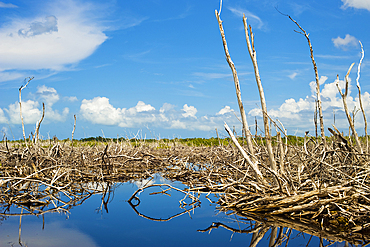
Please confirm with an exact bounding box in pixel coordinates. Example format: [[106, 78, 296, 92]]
[[182, 104, 197, 118], [36, 85, 59, 106], [80, 97, 124, 125], [248, 75, 370, 132], [6, 100, 41, 124], [79, 97, 244, 132], [0, 2, 17, 8], [80, 97, 156, 127], [332, 34, 358, 50], [217, 106, 234, 115], [0, 71, 24, 82], [228, 7, 264, 29], [309, 76, 328, 96], [169, 119, 187, 129], [132, 101, 155, 113], [288, 72, 298, 80], [160, 103, 175, 113], [0, 0, 108, 73], [0, 108, 7, 123], [65, 96, 78, 102], [2, 85, 69, 124], [341, 0, 370, 11]]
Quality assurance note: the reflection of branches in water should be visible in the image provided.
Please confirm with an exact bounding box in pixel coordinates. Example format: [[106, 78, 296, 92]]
[[96, 182, 117, 214], [128, 184, 201, 222], [198, 212, 363, 247]]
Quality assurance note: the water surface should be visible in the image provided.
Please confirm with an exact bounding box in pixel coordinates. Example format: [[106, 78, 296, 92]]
[[0, 175, 348, 246]]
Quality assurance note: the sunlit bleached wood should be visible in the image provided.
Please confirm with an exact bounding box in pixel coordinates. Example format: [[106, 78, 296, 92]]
[[243, 14, 277, 172], [277, 131, 285, 176], [224, 122, 267, 185], [336, 64, 363, 154], [280, 12, 326, 148], [269, 226, 278, 247], [277, 119, 288, 155], [71, 114, 77, 152], [356, 41, 367, 153], [34, 103, 45, 145], [215, 10, 255, 157], [19, 77, 33, 147]]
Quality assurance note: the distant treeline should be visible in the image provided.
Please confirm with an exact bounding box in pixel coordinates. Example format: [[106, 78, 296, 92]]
[[3, 135, 367, 148]]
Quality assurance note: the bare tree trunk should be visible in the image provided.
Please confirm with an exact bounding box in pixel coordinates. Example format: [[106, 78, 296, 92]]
[[224, 122, 267, 185], [277, 131, 285, 176], [356, 41, 368, 153], [336, 65, 363, 154], [19, 77, 33, 147], [71, 114, 77, 152], [283, 14, 326, 148], [215, 10, 255, 157], [35, 103, 45, 145], [243, 14, 277, 172]]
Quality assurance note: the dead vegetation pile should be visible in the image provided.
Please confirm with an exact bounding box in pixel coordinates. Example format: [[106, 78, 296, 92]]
[[1, 135, 370, 244]]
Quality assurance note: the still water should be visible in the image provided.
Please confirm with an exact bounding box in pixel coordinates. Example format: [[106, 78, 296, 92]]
[[0, 175, 348, 247]]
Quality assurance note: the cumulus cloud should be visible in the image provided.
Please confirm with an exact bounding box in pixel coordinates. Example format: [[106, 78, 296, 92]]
[[6, 100, 42, 124], [249, 75, 366, 132], [332, 34, 358, 50], [217, 106, 234, 115], [182, 104, 197, 118], [159, 103, 175, 113], [2, 85, 69, 124], [36, 85, 59, 106], [80, 97, 241, 132], [80, 97, 124, 125], [132, 101, 155, 113], [0, 0, 108, 74], [341, 0, 370, 11]]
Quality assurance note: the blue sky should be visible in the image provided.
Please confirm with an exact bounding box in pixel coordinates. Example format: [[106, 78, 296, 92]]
[[0, 0, 369, 140]]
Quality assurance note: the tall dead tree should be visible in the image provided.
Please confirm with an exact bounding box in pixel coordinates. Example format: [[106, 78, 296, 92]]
[[243, 14, 277, 172], [281, 13, 327, 148], [336, 65, 363, 154], [356, 41, 368, 153], [215, 10, 255, 156], [19, 77, 34, 147]]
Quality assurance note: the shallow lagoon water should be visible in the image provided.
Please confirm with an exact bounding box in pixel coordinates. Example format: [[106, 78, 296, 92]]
[[0, 175, 348, 247]]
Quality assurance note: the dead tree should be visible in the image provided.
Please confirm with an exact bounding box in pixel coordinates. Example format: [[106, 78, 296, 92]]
[[336, 65, 363, 154], [243, 14, 277, 172], [215, 9, 255, 157]]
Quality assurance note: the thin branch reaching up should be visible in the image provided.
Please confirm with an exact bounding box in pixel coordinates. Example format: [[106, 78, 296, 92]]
[[215, 9, 255, 157], [243, 14, 277, 172], [19, 77, 34, 147], [356, 41, 367, 153], [71, 114, 77, 153], [34, 102, 45, 145], [336, 65, 363, 154], [278, 10, 326, 148], [219, 0, 223, 16]]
